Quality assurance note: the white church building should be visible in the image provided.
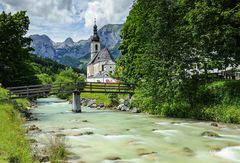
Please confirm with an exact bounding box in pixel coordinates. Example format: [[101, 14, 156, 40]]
[[87, 22, 117, 83]]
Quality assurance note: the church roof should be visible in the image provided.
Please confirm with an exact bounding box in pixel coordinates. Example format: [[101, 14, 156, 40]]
[[88, 48, 115, 65]]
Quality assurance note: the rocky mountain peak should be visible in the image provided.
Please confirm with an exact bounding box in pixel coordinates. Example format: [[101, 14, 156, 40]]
[[64, 37, 75, 46], [30, 24, 123, 67]]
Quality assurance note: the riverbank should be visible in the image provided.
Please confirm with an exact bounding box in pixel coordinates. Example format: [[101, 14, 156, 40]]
[[0, 88, 32, 162]]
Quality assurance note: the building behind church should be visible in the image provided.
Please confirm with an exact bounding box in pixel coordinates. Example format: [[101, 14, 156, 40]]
[[87, 22, 117, 83]]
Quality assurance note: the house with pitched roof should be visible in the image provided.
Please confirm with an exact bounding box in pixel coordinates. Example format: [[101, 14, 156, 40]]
[[87, 22, 117, 83]]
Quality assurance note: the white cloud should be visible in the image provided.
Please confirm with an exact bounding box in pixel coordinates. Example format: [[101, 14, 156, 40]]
[[0, 0, 133, 41], [1, 0, 78, 24], [84, 0, 132, 28]]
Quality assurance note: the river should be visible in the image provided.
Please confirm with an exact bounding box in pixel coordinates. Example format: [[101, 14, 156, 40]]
[[26, 97, 240, 163]]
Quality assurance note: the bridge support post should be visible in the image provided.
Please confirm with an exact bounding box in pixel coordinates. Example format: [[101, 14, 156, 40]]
[[72, 90, 81, 113]]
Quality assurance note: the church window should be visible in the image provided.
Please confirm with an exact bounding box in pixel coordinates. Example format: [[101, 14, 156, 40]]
[[95, 44, 98, 51], [102, 65, 104, 71]]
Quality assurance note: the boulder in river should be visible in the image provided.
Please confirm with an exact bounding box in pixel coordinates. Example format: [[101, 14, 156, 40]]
[[121, 105, 129, 111], [117, 104, 124, 110], [105, 156, 121, 160], [90, 103, 97, 108], [39, 155, 49, 162], [137, 148, 157, 156], [124, 100, 130, 106], [27, 125, 41, 132], [171, 122, 181, 125], [56, 133, 66, 137], [98, 103, 105, 108], [27, 116, 38, 121], [74, 131, 94, 136], [182, 147, 195, 156], [131, 107, 140, 113], [210, 122, 219, 127], [87, 99, 96, 107], [119, 98, 125, 104], [201, 131, 221, 137]]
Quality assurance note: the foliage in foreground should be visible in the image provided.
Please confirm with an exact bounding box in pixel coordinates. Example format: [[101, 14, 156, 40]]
[[0, 11, 40, 87], [0, 102, 32, 163], [0, 88, 32, 162], [132, 80, 240, 123], [47, 137, 68, 163]]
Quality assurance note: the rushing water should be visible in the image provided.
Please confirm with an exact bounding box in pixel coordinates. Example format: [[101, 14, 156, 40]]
[[27, 97, 240, 163]]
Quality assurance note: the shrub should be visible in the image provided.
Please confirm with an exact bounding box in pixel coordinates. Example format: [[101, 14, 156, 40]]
[[47, 137, 68, 163], [108, 93, 119, 106]]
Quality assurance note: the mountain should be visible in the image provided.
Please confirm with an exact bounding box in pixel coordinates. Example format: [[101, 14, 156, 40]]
[[30, 34, 56, 59], [30, 24, 123, 68]]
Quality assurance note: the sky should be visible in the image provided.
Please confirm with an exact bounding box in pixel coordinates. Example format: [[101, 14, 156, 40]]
[[0, 0, 133, 42]]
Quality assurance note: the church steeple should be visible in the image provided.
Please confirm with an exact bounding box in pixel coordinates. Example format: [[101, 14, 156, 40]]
[[92, 18, 100, 42], [90, 18, 101, 59]]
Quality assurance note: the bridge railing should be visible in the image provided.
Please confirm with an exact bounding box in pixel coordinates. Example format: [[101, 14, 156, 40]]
[[7, 82, 135, 99], [7, 84, 52, 98]]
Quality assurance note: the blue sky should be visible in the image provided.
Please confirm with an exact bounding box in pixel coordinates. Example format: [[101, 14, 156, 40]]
[[0, 0, 133, 42]]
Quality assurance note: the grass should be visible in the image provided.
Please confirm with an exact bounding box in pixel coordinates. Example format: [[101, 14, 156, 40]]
[[81, 93, 111, 106], [81, 93, 128, 107], [47, 137, 68, 163], [0, 87, 33, 162], [0, 87, 8, 99], [15, 99, 31, 109], [0, 102, 32, 163]]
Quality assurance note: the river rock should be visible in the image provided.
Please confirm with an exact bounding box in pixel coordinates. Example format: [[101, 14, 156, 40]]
[[201, 131, 220, 137], [27, 116, 38, 121], [56, 133, 66, 137], [98, 103, 105, 108], [210, 122, 219, 127], [137, 148, 156, 156], [81, 98, 88, 106], [27, 125, 41, 132], [117, 104, 124, 110], [119, 98, 125, 104], [39, 155, 49, 162], [131, 107, 140, 113], [87, 99, 96, 107], [121, 105, 129, 111], [29, 138, 38, 143], [182, 147, 195, 156], [124, 100, 130, 106], [89, 103, 97, 108], [105, 156, 121, 160], [171, 122, 181, 124], [74, 131, 94, 136]]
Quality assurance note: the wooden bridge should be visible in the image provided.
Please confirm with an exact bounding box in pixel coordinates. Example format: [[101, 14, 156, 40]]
[[7, 82, 135, 113]]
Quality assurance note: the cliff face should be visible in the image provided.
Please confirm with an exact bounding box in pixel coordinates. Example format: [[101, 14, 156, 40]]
[[30, 24, 123, 67]]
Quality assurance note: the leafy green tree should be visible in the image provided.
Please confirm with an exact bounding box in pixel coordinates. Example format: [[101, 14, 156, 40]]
[[37, 73, 53, 84], [54, 68, 84, 83], [0, 11, 40, 87], [183, 0, 240, 72], [116, 0, 240, 118]]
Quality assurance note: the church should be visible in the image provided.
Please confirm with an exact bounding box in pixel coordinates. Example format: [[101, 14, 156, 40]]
[[87, 22, 117, 83]]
